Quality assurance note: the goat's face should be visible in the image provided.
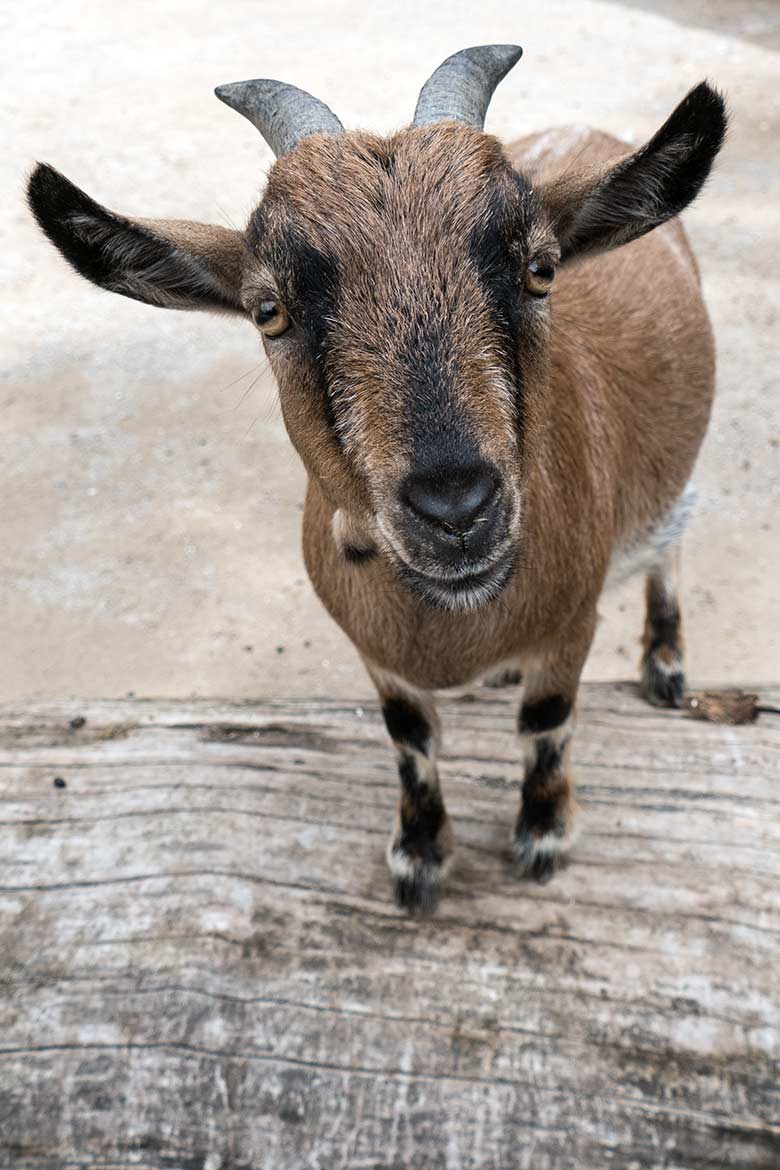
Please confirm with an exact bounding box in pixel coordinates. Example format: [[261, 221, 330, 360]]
[[27, 42, 726, 612], [249, 127, 554, 610]]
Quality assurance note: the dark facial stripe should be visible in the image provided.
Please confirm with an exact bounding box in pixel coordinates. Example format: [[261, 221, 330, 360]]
[[250, 212, 341, 358], [383, 698, 431, 755], [396, 307, 484, 472], [284, 231, 340, 357], [468, 177, 532, 424], [252, 212, 343, 438], [519, 694, 572, 735], [290, 238, 340, 355]]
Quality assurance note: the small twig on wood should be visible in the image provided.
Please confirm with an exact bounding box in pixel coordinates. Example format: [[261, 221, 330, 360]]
[[684, 689, 760, 725]]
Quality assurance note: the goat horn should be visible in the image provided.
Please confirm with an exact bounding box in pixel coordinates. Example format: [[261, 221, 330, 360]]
[[412, 44, 523, 130], [214, 79, 344, 158]]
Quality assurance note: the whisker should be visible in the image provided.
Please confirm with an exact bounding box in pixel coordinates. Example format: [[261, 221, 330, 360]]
[[231, 359, 271, 412], [217, 361, 264, 397], [232, 375, 262, 412], [260, 381, 282, 425], [242, 411, 263, 440]]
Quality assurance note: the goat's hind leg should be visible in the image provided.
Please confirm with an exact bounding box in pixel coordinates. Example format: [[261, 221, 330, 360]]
[[641, 544, 686, 707], [367, 664, 453, 915]]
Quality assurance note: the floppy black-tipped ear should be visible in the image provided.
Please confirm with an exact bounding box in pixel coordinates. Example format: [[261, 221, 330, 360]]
[[539, 82, 728, 262], [27, 162, 248, 314]]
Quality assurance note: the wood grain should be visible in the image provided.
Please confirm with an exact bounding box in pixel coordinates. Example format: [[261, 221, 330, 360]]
[[1, 684, 778, 1170]]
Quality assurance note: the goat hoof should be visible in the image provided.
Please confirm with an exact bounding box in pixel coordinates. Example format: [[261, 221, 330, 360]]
[[513, 828, 569, 885], [642, 650, 685, 708], [530, 851, 557, 884], [387, 836, 452, 916], [514, 844, 559, 884], [393, 870, 441, 915]]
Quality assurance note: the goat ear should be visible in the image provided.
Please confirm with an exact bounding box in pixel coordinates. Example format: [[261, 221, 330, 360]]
[[538, 82, 727, 263], [27, 163, 248, 315]]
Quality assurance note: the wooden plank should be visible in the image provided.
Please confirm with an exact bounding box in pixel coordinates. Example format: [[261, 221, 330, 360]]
[[0, 683, 778, 1170]]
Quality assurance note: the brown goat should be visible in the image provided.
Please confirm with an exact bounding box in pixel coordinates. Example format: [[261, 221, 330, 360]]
[[27, 46, 727, 913]]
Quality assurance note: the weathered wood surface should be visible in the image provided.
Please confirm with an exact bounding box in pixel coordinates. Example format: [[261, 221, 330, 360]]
[[1, 684, 779, 1170]]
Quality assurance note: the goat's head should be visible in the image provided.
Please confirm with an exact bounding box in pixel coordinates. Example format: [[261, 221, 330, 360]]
[[28, 46, 727, 612]]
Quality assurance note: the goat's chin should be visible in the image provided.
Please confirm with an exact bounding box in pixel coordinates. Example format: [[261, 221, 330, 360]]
[[397, 549, 516, 613]]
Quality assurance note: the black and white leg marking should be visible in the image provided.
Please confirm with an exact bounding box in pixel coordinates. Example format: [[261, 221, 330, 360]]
[[642, 545, 686, 708], [370, 667, 453, 914], [514, 692, 577, 882]]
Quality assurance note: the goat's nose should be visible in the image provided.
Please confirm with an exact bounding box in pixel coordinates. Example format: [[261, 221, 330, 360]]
[[402, 464, 500, 533]]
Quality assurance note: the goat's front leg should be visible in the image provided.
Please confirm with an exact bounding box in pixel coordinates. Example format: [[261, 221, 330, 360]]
[[514, 610, 596, 883], [365, 663, 453, 915]]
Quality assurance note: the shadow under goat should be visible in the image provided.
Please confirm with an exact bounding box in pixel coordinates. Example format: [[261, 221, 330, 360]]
[[27, 44, 728, 914]]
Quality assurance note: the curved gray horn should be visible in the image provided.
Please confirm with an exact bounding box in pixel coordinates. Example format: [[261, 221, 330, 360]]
[[214, 79, 344, 158], [413, 44, 523, 130]]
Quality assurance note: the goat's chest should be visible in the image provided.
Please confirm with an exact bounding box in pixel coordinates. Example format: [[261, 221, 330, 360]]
[[302, 502, 552, 691]]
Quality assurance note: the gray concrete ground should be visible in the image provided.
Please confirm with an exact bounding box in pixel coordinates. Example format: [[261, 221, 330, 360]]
[[2, 0, 778, 700]]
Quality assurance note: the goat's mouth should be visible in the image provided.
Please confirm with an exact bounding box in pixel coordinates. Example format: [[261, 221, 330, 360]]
[[396, 546, 516, 613]]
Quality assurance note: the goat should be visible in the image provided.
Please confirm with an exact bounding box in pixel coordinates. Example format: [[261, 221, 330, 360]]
[[27, 45, 727, 914]]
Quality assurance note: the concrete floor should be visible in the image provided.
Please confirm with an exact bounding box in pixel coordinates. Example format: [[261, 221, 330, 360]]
[[3, 0, 778, 700]]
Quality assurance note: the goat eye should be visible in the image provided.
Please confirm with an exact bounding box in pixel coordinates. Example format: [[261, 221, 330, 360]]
[[253, 300, 291, 337], [525, 259, 556, 298]]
